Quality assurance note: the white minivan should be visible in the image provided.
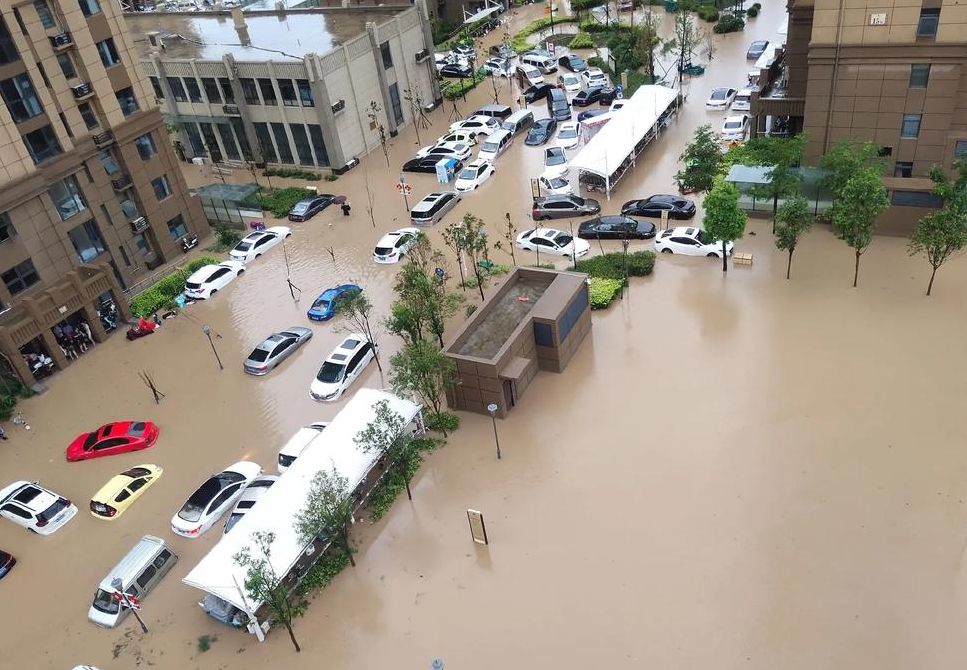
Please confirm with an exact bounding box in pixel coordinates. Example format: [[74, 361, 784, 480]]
[[88, 535, 178, 628], [478, 129, 514, 161], [521, 53, 557, 74], [277, 422, 329, 472], [517, 63, 544, 88]]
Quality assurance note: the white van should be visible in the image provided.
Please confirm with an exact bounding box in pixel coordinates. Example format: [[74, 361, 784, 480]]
[[277, 422, 328, 472], [478, 128, 513, 161], [501, 109, 535, 136], [731, 88, 753, 111], [88, 535, 177, 628], [520, 53, 557, 74], [517, 63, 544, 88]]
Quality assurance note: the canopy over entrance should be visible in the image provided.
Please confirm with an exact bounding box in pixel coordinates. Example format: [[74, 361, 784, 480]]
[[463, 0, 502, 24]]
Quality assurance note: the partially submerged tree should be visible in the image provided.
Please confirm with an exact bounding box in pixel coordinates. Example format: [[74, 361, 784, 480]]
[[354, 399, 419, 500], [234, 531, 304, 652], [442, 214, 490, 301], [702, 179, 747, 272], [676, 124, 723, 193], [908, 208, 967, 296], [662, 7, 699, 86], [819, 139, 887, 199], [830, 168, 889, 287], [294, 468, 357, 567], [725, 135, 806, 219], [773, 195, 813, 279], [387, 249, 463, 347], [492, 212, 518, 265], [366, 100, 390, 167], [335, 292, 382, 371], [389, 340, 459, 433]]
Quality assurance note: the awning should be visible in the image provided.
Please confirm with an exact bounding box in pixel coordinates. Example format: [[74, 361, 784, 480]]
[[463, 1, 502, 24], [725, 164, 775, 185]]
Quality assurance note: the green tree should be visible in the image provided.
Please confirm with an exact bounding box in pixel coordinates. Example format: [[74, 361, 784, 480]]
[[294, 468, 357, 567], [335, 292, 382, 371], [492, 212, 518, 265], [385, 298, 426, 346], [830, 168, 889, 287], [927, 158, 967, 214], [443, 213, 490, 301], [773, 195, 813, 279], [725, 135, 806, 219], [234, 531, 304, 652], [819, 139, 886, 199], [908, 208, 967, 296], [676, 124, 723, 193], [702, 180, 747, 272], [354, 399, 419, 501], [386, 250, 463, 347], [389, 341, 459, 432], [662, 7, 699, 85]]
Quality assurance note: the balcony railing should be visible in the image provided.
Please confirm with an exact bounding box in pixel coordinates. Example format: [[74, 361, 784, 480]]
[[71, 82, 94, 100], [130, 216, 149, 233], [111, 174, 133, 191], [92, 130, 114, 147], [49, 32, 73, 50], [222, 104, 240, 115]]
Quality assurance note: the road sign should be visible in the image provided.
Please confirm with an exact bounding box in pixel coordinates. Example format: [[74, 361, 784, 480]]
[[396, 181, 412, 195], [113, 591, 142, 610]]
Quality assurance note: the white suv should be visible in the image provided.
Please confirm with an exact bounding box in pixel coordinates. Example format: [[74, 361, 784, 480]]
[[0, 481, 78, 535], [310, 334, 377, 401]]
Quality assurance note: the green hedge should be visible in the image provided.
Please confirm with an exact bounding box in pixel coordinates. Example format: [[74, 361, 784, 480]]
[[251, 187, 316, 218], [589, 277, 623, 309], [129, 255, 218, 317], [713, 14, 745, 33], [574, 250, 656, 280], [746, 5, 759, 17], [263, 167, 321, 181], [443, 74, 485, 100], [696, 4, 719, 21], [510, 15, 579, 53], [568, 32, 596, 49]]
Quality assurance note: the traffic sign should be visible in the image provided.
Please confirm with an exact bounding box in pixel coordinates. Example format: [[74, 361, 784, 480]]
[[396, 182, 412, 195]]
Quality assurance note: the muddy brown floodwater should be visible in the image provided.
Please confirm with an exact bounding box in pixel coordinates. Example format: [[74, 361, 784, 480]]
[[4, 2, 967, 668]]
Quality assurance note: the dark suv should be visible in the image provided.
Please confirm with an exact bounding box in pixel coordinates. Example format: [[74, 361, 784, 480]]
[[572, 87, 616, 107], [532, 194, 601, 220]]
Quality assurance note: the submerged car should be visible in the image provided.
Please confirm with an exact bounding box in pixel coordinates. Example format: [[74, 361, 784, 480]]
[[228, 227, 291, 263], [555, 121, 581, 150], [0, 481, 77, 535], [170, 461, 262, 537], [287, 194, 335, 222], [454, 159, 496, 192], [747, 40, 770, 60], [309, 334, 377, 402], [578, 215, 657, 240], [307, 284, 362, 321], [0, 550, 14, 580], [516, 228, 591, 258], [243, 327, 313, 375], [525, 118, 557, 146], [721, 114, 750, 141], [374, 228, 421, 263], [402, 156, 465, 173], [543, 146, 568, 177], [706, 87, 737, 110], [449, 115, 500, 137], [655, 226, 734, 257], [184, 261, 245, 300], [66, 421, 159, 462], [223, 475, 279, 534], [89, 465, 163, 520], [538, 173, 573, 196], [558, 54, 588, 73], [532, 194, 600, 220], [621, 194, 696, 220]]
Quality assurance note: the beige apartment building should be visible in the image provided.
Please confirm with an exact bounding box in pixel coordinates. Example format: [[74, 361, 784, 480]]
[[0, 0, 203, 384]]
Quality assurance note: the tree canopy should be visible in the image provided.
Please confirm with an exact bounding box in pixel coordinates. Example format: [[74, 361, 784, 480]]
[[773, 195, 813, 279], [830, 167, 889, 287], [702, 179, 747, 272]]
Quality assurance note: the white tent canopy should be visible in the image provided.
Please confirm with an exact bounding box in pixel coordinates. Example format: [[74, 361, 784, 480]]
[[567, 85, 678, 194], [182, 389, 421, 624]]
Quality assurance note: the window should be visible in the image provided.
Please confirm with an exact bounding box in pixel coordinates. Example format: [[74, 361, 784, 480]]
[[240, 78, 259, 104], [96, 38, 120, 67], [78, 102, 97, 129], [117, 245, 130, 266], [0, 213, 16, 243], [78, 0, 101, 17], [278, 79, 298, 106], [57, 53, 76, 79], [132, 232, 150, 256], [257, 78, 276, 105], [182, 122, 205, 155], [289, 124, 314, 165], [68, 220, 105, 262], [98, 149, 119, 175], [115, 87, 138, 116], [307, 124, 329, 166], [201, 77, 221, 104], [955, 140, 967, 159], [58, 112, 74, 139], [270, 123, 293, 163], [134, 132, 156, 160], [184, 77, 203, 103], [216, 123, 240, 160], [230, 117, 250, 157], [917, 8, 940, 38], [297, 79, 313, 106], [22, 125, 61, 164], [119, 198, 138, 219], [2, 259, 39, 295], [35, 1, 55, 29], [909, 64, 930, 88], [0, 18, 19, 65], [901, 113, 922, 138], [166, 214, 187, 240], [218, 77, 234, 103], [380, 41, 393, 69], [151, 175, 172, 200], [389, 82, 404, 125], [0, 74, 42, 122], [167, 77, 186, 102], [533, 322, 552, 347], [48, 175, 87, 220], [892, 190, 943, 208], [199, 123, 221, 161], [559, 289, 588, 341], [253, 123, 275, 162], [893, 161, 913, 178]]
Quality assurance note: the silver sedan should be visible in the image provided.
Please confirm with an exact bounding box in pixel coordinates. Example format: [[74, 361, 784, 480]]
[[243, 327, 313, 375]]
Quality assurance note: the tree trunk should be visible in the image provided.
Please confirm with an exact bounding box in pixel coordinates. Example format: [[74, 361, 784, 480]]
[[786, 248, 794, 279], [456, 252, 466, 291], [927, 264, 938, 296], [852, 250, 860, 287], [342, 528, 356, 567], [721, 241, 728, 272], [285, 622, 301, 652], [474, 268, 485, 301], [404, 476, 412, 501]]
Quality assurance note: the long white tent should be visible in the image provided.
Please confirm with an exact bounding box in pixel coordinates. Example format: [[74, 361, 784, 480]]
[[182, 389, 422, 637], [567, 85, 679, 196]]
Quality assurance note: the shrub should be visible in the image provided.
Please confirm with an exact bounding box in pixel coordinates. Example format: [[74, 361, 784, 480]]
[[257, 187, 315, 218], [129, 255, 218, 316], [568, 32, 596, 49], [366, 438, 440, 521], [696, 4, 719, 21], [624, 70, 650, 96], [530, 262, 557, 269], [197, 635, 216, 653], [263, 167, 321, 181], [627, 250, 656, 276], [185, 255, 218, 274], [443, 74, 484, 100], [214, 225, 241, 251], [574, 250, 656, 280], [713, 14, 745, 33], [0, 394, 16, 422], [298, 549, 350, 594], [746, 5, 758, 16], [511, 15, 580, 52], [324, 173, 339, 182], [426, 411, 460, 434], [587, 56, 612, 75], [588, 277, 623, 309], [465, 303, 478, 318]]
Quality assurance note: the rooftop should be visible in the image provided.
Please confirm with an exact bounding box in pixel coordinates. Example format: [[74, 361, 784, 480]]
[[125, 7, 406, 61]]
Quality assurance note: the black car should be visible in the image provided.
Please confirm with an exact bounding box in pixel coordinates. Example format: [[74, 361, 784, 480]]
[[572, 86, 615, 107], [558, 54, 588, 73], [287, 194, 336, 221], [577, 108, 608, 123], [523, 83, 554, 103], [402, 156, 465, 173], [532, 194, 601, 220], [578, 215, 657, 240], [621, 194, 697, 219], [440, 63, 473, 78], [524, 118, 557, 146], [0, 550, 15, 580], [489, 44, 516, 59]]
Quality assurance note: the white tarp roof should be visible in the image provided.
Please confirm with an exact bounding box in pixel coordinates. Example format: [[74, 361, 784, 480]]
[[463, 1, 501, 24], [754, 42, 781, 70], [182, 389, 421, 613], [568, 85, 678, 182]]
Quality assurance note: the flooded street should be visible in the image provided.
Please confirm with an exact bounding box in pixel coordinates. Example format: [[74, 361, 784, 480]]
[[4, 1, 967, 668]]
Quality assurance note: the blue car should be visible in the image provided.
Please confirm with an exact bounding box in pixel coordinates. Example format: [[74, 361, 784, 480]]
[[307, 284, 361, 321]]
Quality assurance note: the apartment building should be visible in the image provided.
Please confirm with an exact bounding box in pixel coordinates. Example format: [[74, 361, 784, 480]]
[[125, 4, 441, 172], [0, 0, 203, 384]]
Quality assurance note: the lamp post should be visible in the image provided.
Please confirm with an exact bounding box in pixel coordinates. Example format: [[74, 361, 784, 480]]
[[487, 402, 501, 460], [111, 577, 148, 633], [202, 324, 223, 370]]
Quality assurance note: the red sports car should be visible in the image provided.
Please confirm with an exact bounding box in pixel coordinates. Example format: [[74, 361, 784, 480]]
[[66, 421, 160, 462]]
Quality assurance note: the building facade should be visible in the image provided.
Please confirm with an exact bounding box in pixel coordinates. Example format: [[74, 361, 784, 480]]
[[0, 0, 202, 383], [127, 5, 441, 172]]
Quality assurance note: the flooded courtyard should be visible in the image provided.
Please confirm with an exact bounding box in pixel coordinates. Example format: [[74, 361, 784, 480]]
[[3, 1, 967, 668]]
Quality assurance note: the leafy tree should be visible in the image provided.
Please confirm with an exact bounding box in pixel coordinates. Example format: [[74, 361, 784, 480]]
[[442, 213, 490, 300], [908, 208, 967, 296], [927, 158, 967, 214], [676, 124, 723, 193], [335, 292, 382, 371], [492, 212, 518, 265], [366, 101, 389, 167], [662, 7, 699, 84], [234, 531, 304, 652], [294, 468, 356, 567], [819, 139, 886, 198], [636, 14, 662, 81], [387, 247, 463, 347], [725, 135, 806, 218], [773, 195, 813, 279], [385, 300, 425, 346], [830, 168, 889, 287], [389, 341, 458, 430], [354, 399, 419, 501], [702, 179, 747, 272]]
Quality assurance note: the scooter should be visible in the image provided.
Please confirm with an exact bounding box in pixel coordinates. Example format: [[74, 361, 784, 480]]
[[98, 299, 118, 332], [126, 317, 157, 341], [181, 234, 199, 253]]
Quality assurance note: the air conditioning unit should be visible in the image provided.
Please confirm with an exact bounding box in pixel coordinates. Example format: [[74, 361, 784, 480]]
[[331, 99, 346, 114], [415, 49, 430, 64], [130, 217, 149, 233]]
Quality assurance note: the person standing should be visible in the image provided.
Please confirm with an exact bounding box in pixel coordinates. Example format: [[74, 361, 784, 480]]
[[341, 201, 351, 217]]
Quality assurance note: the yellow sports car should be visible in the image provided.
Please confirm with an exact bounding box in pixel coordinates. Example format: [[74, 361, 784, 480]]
[[89, 464, 163, 520]]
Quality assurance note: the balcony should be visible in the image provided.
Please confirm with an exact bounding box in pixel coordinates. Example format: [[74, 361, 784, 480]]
[[92, 130, 114, 147], [49, 31, 73, 50], [222, 104, 240, 115], [111, 174, 133, 192], [71, 82, 94, 101], [130, 216, 149, 233]]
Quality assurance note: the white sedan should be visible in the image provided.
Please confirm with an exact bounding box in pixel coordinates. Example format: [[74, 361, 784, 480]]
[[454, 159, 496, 192], [483, 57, 513, 77], [515, 228, 591, 258], [543, 146, 568, 178], [655, 226, 735, 257], [582, 67, 608, 88], [373, 227, 421, 263], [558, 72, 582, 93], [184, 260, 245, 300], [415, 141, 472, 162], [434, 130, 478, 147], [539, 173, 572, 196], [721, 114, 749, 141], [228, 226, 291, 263], [170, 461, 263, 538], [706, 87, 737, 110], [310, 333, 377, 402], [0, 480, 78, 535], [449, 115, 500, 137], [555, 121, 581, 150]]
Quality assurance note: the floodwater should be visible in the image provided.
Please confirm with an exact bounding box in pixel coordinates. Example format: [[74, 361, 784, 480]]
[[4, 1, 967, 668]]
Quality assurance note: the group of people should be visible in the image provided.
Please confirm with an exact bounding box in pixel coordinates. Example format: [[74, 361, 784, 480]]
[[53, 320, 94, 360]]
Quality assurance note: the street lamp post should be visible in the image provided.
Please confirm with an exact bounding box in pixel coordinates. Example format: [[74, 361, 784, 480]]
[[487, 402, 501, 460], [202, 324, 223, 371], [111, 577, 148, 633]]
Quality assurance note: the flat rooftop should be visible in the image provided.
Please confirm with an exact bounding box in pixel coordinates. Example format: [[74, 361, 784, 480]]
[[125, 8, 406, 61], [454, 274, 554, 359]]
